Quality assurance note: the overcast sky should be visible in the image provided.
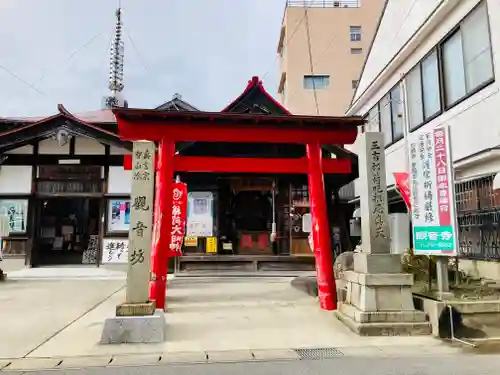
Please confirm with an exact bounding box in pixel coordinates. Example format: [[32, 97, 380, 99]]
[[0, 0, 285, 117]]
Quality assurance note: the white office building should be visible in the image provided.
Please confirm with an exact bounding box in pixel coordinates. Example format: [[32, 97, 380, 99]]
[[347, 0, 500, 278]]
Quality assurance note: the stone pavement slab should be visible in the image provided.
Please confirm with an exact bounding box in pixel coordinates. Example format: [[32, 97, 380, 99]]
[[110, 354, 161, 366], [4, 358, 61, 371], [206, 350, 254, 362], [0, 279, 124, 359], [159, 351, 207, 364], [57, 356, 112, 369], [251, 349, 300, 360], [0, 360, 11, 370], [3, 276, 460, 364]]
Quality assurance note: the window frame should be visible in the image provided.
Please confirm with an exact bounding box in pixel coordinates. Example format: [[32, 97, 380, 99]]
[[439, 0, 495, 110], [406, 48, 443, 132], [405, 0, 495, 133], [350, 26, 362, 42], [389, 84, 404, 143], [303, 75, 330, 90]]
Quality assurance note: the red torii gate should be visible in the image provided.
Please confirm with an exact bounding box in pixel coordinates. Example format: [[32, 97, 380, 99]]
[[114, 108, 362, 311]]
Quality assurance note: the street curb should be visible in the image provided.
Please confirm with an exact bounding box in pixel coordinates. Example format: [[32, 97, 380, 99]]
[[0, 345, 467, 371]]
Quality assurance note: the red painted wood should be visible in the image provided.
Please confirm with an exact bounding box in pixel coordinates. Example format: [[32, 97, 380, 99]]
[[117, 119, 357, 145], [172, 156, 351, 174], [307, 142, 337, 311], [123, 154, 132, 170], [149, 139, 175, 310]]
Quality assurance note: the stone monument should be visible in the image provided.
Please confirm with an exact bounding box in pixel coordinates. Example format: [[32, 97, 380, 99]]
[[335, 132, 431, 336], [101, 141, 167, 344]]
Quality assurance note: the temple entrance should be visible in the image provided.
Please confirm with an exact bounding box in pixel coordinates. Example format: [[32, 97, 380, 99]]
[[36, 198, 100, 266]]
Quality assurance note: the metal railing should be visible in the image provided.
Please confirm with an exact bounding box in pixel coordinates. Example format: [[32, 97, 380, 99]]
[[287, 0, 361, 8], [456, 175, 500, 261]]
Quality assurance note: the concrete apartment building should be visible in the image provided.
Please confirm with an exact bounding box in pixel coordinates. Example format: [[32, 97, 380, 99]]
[[276, 0, 386, 116], [347, 0, 500, 278]]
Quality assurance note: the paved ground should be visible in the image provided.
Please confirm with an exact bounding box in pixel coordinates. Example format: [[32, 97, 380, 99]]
[[0, 267, 473, 371], [2, 355, 500, 375]]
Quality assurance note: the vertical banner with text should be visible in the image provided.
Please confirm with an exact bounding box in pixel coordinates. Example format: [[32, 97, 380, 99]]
[[168, 182, 187, 257], [408, 126, 457, 255]]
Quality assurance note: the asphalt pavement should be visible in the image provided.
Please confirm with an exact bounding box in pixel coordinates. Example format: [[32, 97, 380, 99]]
[[2, 355, 499, 375]]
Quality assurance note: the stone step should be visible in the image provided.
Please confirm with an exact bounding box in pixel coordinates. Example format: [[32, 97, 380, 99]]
[[335, 311, 432, 336]]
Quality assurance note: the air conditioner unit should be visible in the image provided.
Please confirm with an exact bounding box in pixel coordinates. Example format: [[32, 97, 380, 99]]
[[333, 1, 340, 7]]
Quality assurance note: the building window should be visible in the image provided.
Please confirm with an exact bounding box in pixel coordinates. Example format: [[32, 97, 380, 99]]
[[406, 49, 441, 130], [351, 80, 358, 89], [350, 26, 361, 42], [421, 51, 441, 119], [379, 94, 392, 146], [303, 75, 330, 90], [365, 104, 380, 132], [390, 85, 404, 142], [350, 48, 363, 55], [406, 64, 424, 130], [442, 2, 494, 107]]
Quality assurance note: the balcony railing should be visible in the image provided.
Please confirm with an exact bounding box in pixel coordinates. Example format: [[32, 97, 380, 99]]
[[287, 0, 361, 8]]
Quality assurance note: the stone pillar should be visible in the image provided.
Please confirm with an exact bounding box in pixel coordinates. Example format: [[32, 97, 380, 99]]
[[335, 132, 431, 336], [101, 141, 167, 344]]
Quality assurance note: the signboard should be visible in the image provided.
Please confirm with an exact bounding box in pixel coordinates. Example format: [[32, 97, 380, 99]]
[[408, 126, 457, 255], [101, 238, 129, 263], [206, 237, 217, 253], [168, 182, 188, 257], [186, 192, 214, 236], [0, 200, 28, 233], [184, 236, 198, 247], [107, 200, 131, 232]]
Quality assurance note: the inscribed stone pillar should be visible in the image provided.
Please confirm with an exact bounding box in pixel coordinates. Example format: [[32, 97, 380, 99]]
[[126, 141, 156, 304], [357, 132, 390, 254]]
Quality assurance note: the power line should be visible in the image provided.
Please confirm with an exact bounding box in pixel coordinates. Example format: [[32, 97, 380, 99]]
[[3, 30, 107, 111], [0, 63, 46, 96], [303, 4, 320, 115], [125, 27, 149, 74]]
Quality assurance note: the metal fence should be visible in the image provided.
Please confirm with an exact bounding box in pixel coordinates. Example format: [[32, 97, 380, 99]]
[[286, 0, 361, 8], [456, 175, 500, 260]]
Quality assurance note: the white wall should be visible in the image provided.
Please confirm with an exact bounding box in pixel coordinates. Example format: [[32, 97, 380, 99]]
[[5, 145, 33, 155], [108, 166, 131, 194], [38, 138, 70, 155], [353, 0, 443, 103], [351, 0, 500, 196], [110, 146, 130, 155], [0, 166, 32, 194], [74, 137, 105, 155]]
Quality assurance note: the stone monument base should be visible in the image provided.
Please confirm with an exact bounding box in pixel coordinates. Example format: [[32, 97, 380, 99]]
[[335, 268, 431, 336], [100, 309, 167, 344]]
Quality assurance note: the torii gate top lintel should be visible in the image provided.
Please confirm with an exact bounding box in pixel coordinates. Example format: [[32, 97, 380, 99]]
[[113, 108, 363, 145]]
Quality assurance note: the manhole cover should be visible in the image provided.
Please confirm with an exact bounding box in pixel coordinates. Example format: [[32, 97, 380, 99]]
[[293, 348, 344, 360]]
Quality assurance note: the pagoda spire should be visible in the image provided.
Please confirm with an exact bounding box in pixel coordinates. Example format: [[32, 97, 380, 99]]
[[104, 6, 125, 108]]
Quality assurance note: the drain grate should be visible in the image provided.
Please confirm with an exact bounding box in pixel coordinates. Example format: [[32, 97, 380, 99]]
[[293, 348, 344, 360]]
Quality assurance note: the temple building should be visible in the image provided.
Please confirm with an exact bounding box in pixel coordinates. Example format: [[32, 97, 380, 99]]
[[0, 77, 361, 272]]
